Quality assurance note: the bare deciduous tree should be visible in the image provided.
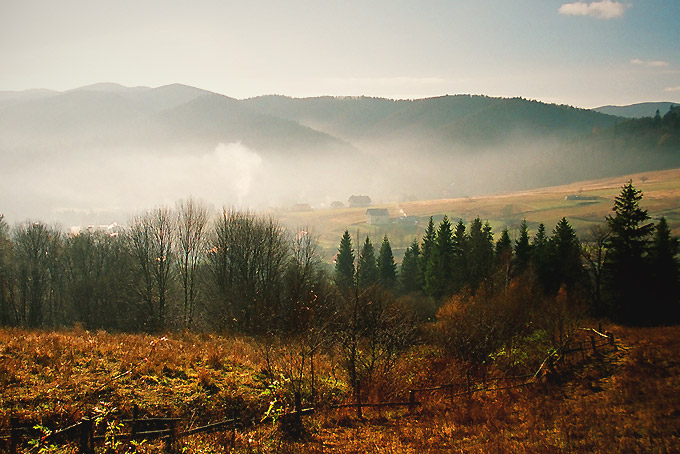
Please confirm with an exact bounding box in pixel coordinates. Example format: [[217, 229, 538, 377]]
[[13, 222, 61, 327], [206, 209, 289, 333], [127, 207, 175, 330], [0, 215, 13, 325], [176, 198, 210, 330], [582, 224, 610, 316]]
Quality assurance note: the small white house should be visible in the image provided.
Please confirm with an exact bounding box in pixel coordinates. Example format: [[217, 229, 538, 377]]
[[366, 208, 389, 225]]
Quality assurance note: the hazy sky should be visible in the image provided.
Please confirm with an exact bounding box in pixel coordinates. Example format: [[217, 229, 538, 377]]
[[1, 0, 679, 108]]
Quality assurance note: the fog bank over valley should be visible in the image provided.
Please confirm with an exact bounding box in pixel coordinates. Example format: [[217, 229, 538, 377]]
[[1, 84, 679, 227]]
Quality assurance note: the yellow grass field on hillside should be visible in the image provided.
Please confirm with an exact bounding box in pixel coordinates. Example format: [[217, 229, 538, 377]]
[[277, 168, 680, 261]]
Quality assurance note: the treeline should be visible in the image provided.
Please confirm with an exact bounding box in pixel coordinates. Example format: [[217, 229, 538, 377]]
[[0, 183, 678, 403], [0, 200, 334, 333], [0, 182, 678, 338], [335, 181, 680, 327], [613, 104, 680, 150]]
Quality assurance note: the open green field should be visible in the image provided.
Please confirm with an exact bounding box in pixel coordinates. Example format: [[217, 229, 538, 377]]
[[276, 168, 680, 262]]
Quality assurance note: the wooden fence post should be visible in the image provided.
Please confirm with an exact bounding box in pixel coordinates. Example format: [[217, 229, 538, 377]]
[[293, 391, 303, 433], [164, 420, 177, 454], [408, 390, 416, 412], [9, 417, 18, 454], [609, 333, 617, 351], [466, 370, 471, 396], [231, 409, 238, 451], [590, 335, 597, 353], [356, 380, 362, 419], [598, 322, 602, 334], [79, 418, 93, 454], [131, 404, 139, 440]]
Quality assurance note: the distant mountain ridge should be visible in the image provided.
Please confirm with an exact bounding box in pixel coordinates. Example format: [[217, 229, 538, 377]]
[[593, 102, 679, 119], [242, 94, 620, 149], [1, 83, 628, 160], [1, 83, 679, 224], [0, 83, 348, 155]]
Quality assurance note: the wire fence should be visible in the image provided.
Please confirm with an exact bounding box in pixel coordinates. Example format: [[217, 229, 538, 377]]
[[0, 327, 618, 454]]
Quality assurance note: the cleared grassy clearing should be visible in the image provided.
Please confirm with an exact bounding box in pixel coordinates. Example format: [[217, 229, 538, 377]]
[[277, 168, 680, 261]]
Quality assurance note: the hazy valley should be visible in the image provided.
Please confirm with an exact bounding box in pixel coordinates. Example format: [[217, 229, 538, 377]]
[[2, 83, 678, 227]]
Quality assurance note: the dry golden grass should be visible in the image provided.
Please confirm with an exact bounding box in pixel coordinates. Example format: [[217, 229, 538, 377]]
[[0, 329, 266, 428], [284, 323, 680, 454], [277, 168, 680, 260], [1, 323, 678, 453]]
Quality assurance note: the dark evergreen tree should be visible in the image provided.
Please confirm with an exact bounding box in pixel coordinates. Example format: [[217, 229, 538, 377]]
[[531, 223, 551, 293], [452, 219, 467, 293], [547, 217, 582, 295], [466, 217, 494, 291], [357, 236, 379, 288], [604, 181, 655, 323], [425, 216, 454, 301], [649, 217, 680, 323], [513, 219, 532, 277], [378, 235, 397, 291], [400, 239, 421, 294], [334, 230, 355, 291], [495, 227, 513, 288], [418, 217, 436, 291], [496, 228, 512, 256]]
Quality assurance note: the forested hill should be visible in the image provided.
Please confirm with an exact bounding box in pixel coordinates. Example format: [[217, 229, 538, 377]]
[[1, 86, 623, 156], [241, 94, 620, 149], [593, 102, 679, 119], [0, 83, 350, 156], [1, 83, 679, 223]]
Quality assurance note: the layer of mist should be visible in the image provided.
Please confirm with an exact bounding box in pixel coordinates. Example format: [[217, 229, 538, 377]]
[[1, 84, 678, 228]]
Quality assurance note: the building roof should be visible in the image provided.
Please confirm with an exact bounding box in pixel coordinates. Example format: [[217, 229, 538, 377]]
[[366, 208, 389, 216]]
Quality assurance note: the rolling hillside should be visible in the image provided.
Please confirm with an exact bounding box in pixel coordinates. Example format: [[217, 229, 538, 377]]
[[1, 83, 679, 224], [594, 102, 679, 119], [277, 168, 680, 262], [243, 94, 620, 148]]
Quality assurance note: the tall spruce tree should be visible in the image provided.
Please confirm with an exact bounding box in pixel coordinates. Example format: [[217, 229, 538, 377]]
[[604, 181, 655, 323], [649, 217, 680, 323], [548, 217, 582, 295], [378, 235, 398, 291], [400, 239, 420, 294], [514, 219, 532, 277], [532, 223, 551, 293], [466, 217, 494, 291], [495, 227, 513, 288], [425, 216, 455, 301], [496, 228, 512, 256], [452, 220, 467, 293], [334, 230, 355, 291], [418, 217, 436, 291], [357, 236, 379, 288]]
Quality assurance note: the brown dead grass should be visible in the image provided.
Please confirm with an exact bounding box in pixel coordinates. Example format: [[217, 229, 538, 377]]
[[285, 323, 680, 454], [1, 323, 679, 453]]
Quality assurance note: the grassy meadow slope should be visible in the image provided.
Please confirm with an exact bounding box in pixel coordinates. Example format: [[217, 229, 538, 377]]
[[277, 168, 680, 261], [1, 323, 678, 453]]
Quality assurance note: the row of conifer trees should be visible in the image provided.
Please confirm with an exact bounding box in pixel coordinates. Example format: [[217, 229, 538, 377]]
[[334, 181, 679, 325]]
